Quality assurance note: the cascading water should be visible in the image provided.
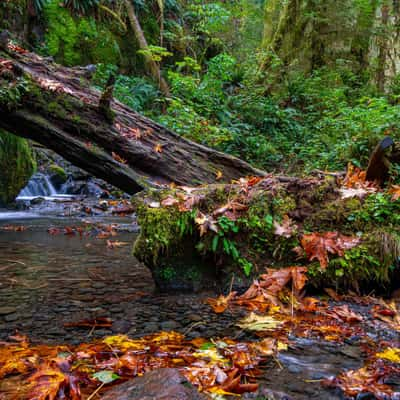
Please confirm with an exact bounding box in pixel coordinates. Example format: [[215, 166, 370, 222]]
[[18, 173, 58, 198], [17, 173, 73, 201]]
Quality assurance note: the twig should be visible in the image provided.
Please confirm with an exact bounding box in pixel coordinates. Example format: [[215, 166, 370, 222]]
[[183, 321, 204, 336], [87, 382, 105, 400]]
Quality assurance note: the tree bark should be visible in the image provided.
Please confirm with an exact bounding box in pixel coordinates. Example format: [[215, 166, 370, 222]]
[[0, 47, 265, 194], [124, 0, 170, 96]]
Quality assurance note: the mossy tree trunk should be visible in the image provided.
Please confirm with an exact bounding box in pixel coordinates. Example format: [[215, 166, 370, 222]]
[[0, 130, 36, 205], [124, 0, 170, 96], [262, 0, 400, 91]]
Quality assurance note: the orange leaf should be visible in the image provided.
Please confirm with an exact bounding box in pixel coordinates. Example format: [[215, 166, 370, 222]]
[[215, 170, 223, 180], [206, 292, 237, 313], [301, 232, 361, 270], [112, 152, 127, 164], [388, 185, 400, 201], [154, 143, 163, 153]]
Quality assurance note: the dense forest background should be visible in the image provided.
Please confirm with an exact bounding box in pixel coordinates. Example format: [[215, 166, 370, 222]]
[[2, 0, 400, 183]]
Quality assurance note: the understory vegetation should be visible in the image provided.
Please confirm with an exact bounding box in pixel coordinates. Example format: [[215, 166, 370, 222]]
[[2, 0, 399, 176]]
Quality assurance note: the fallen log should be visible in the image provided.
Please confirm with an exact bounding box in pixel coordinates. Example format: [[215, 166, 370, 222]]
[[132, 174, 400, 293], [0, 42, 265, 194]]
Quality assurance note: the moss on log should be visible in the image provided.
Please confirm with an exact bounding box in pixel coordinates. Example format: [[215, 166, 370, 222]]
[[133, 175, 400, 293]]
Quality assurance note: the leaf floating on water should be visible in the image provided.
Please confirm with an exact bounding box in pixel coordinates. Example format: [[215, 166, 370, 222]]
[[106, 240, 129, 249]]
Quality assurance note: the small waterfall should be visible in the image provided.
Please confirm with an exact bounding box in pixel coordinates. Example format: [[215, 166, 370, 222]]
[[18, 173, 57, 198]]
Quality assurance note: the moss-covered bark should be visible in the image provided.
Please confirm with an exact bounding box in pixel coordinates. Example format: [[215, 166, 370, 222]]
[[0, 130, 36, 205], [133, 176, 400, 293]]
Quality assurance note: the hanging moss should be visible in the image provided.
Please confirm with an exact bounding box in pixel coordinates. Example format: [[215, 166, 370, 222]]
[[0, 130, 36, 205]]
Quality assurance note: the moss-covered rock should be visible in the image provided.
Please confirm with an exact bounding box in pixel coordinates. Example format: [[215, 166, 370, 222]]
[[0, 130, 36, 205], [133, 176, 400, 293]]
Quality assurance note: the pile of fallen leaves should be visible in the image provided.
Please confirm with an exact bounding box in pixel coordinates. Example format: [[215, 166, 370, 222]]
[[206, 266, 400, 399], [0, 332, 278, 399]]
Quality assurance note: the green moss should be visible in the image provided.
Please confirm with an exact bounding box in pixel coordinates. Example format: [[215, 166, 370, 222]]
[[0, 130, 36, 205], [133, 205, 195, 266], [308, 230, 400, 293], [47, 101, 68, 119], [49, 164, 67, 181]]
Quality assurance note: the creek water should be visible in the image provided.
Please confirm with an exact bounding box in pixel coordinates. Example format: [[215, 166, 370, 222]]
[[0, 189, 396, 399]]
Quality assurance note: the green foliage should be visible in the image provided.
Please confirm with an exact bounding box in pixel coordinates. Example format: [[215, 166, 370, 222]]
[[43, 0, 119, 66], [63, 0, 99, 15], [137, 45, 172, 62], [348, 193, 400, 226], [33, 0, 49, 13], [93, 64, 159, 112]]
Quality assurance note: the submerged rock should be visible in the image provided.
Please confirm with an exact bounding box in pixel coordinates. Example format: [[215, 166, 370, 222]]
[[99, 368, 208, 400]]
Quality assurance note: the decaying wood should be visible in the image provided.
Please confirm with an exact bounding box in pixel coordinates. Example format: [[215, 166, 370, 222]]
[[0, 45, 266, 194]]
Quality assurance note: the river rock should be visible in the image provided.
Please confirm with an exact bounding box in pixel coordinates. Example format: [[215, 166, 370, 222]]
[[99, 368, 208, 400], [0, 307, 17, 315]]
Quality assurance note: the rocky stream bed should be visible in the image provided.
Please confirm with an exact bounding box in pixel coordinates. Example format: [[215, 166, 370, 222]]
[[0, 199, 400, 399]]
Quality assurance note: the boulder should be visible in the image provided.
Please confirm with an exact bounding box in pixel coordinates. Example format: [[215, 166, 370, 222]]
[[100, 368, 208, 400]]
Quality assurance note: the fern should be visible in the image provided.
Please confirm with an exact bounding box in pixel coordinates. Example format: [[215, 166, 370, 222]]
[[63, 0, 99, 14], [33, 0, 49, 13]]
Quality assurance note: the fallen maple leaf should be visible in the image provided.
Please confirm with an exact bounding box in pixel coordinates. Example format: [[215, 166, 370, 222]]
[[195, 212, 218, 236], [388, 185, 400, 201], [206, 292, 237, 313], [273, 215, 297, 238], [300, 232, 361, 270], [27, 359, 80, 400]]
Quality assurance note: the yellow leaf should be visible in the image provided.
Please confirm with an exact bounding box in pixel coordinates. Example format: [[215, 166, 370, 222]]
[[215, 170, 223, 180], [376, 347, 400, 363], [154, 143, 163, 153]]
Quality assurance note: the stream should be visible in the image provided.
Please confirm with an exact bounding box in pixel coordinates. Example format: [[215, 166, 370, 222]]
[[0, 177, 399, 399]]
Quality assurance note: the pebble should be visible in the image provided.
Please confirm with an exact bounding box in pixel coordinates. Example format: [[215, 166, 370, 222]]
[[4, 313, 19, 322], [160, 320, 179, 331]]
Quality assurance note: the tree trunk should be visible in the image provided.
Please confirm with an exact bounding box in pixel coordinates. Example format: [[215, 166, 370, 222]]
[[124, 0, 170, 96], [0, 47, 265, 195]]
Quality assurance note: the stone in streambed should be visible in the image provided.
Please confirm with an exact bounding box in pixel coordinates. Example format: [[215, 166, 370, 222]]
[[0, 307, 17, 315], [99, 368, 208, 400]]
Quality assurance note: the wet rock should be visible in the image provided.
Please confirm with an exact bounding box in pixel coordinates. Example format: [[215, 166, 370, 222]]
[[4, 313, 19, 322], [100, 368, 208, 400], [160, 320, 179, 331], [143, 322, 159, 332], [356, 393, 377, 400], [0, 307, 17, 315], [243, 387, 294, 400], [111, 320, 131, 334], [187, 314, 203, 322], [30, 197, 45, 205]]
